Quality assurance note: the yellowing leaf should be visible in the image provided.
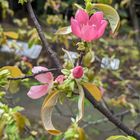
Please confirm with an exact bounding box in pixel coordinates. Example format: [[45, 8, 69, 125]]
[[76, 82, 85, 123], [92, 3, 120, 33], [106, 135, 134, 140], [77, 127, 86, 140], [4, 32, 19, 39], [13, 112, 30, 132], [8, 81, 20, 94], [41, 91, 62, 135], [55, 26, 72, 35], [82, 83, 102, 101], [0, 66, 23, 78], [0, 119, 5, 138]]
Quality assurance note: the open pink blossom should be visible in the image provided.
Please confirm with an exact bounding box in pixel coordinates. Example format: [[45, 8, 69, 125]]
[[71, 9, 108, 42], [27, 66, 54, 99]]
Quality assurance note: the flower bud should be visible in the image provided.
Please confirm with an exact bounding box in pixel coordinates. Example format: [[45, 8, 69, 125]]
[[72, 66, 84, 79]]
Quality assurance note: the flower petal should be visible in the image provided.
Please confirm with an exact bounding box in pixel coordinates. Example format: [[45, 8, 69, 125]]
[[89, 12, 103, 28], [81, 25, 97, 42], [27, 85, 49, 99], [97, 20, 108, 38], [55, 75, 65, 84], [32, 66, 54, 84], [71, 18, 81, 38], [75, 9, 89, 25], [32, 66, 48, 73]]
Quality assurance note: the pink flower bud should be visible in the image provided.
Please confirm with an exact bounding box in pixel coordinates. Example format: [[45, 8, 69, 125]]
[[72, 66, 84, 79], [55, 75, 65, 84]]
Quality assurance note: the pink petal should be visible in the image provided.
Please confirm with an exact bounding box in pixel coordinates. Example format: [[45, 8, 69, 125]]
[[97, 20, 108, 38], [32, 66, 54, 84], [89, 12, 103, 29], [27, 85, 49, 99], [55, 75, 65, 84], [32, 66, 48, 73], [81, 25, 97, 42], [75, 9, 89, 25], [71, 18, 81, 38]]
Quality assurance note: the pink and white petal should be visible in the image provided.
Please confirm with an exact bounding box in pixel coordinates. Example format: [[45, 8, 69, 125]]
[[32, 66, 54, 83], [81, 25, 97, 42], [27, 85, 49, 99], [32, 66, 48, 73], [89, 12, 103, 28], [71, 18, 81, 38], [35, 72, 54, 84], [75, 9, 89, 25], [97, 20, 108, 38], [55, 75, 65, 84]]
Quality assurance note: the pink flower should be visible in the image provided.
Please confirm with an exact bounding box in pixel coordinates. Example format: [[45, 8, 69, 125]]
[[55, 75, 65, 84], [71, 9, 108, 42], [27, 66, 54, 99], [72, 66, 84, 79]]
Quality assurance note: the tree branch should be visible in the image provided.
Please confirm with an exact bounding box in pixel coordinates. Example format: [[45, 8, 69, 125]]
[[26, 0, 62, 69], [7, 68, 59, 80], [25, 1, 140, 139], [84, 88, 140, 139]]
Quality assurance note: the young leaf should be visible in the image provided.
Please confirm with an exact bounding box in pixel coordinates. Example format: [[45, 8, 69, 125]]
[[82, 83, 102, 101], [92, 3, 120, 33], [18, 0, 27, 5], [55, 26, 72, 35], [41, 91, 62, 135], [4, 32, 19, 39], [76, 82, 85, 122]]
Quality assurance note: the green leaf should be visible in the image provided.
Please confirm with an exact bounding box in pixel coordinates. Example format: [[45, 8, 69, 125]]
[[61, 69, 70, 75], [97, 0, 112, 4], [55, 26, 72, 35], [74, 3, 84, 10], [92, 3, 120, 33], [18, 0, 27, 5], [76, 82, 85, 122], [8, 81, 20, 94], [83, 51, 95, 67]]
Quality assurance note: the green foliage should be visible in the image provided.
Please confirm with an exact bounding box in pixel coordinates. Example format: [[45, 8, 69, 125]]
[[0, 102, 29, 139], [18, 0, 27, 5], [107, 135, 136, 140], [0, 0, 13, 18]]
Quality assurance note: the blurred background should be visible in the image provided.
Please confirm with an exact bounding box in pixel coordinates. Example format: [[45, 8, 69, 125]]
[[0, 0, 140, 140]]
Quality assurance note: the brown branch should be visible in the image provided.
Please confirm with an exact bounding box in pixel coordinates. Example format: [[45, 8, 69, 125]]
[[25, 1, 140, 139], [7, 68, 59, 80], [26, 0, 62, 69], [84, 88, 140, 139]]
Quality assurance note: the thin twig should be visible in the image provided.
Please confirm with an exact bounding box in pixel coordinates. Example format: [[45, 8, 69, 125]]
[[26, 0, 62, 68], [82, 110, 129, 128], [7, 68, 60, 80]]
